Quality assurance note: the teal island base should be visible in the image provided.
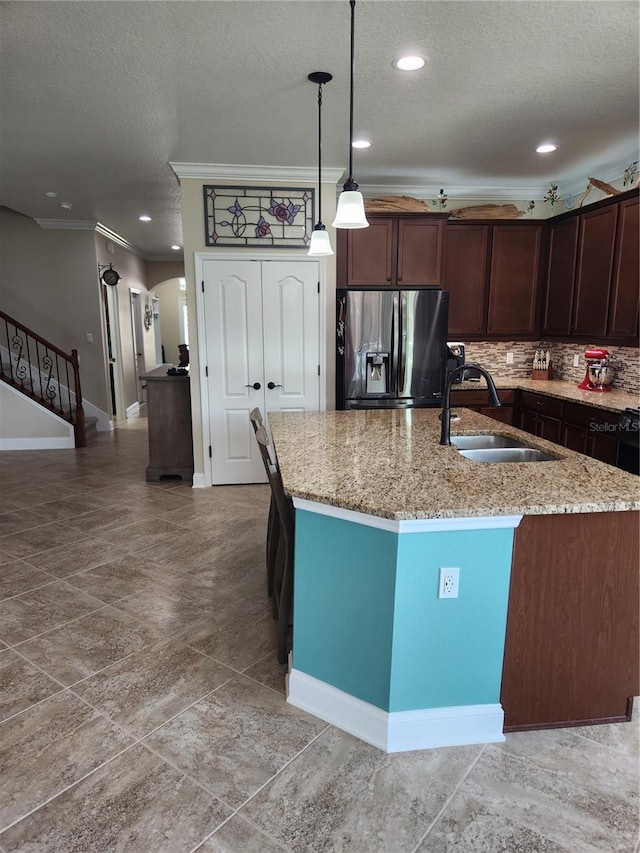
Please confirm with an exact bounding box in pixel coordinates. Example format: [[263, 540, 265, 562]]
[[286, 499, 523, 753]]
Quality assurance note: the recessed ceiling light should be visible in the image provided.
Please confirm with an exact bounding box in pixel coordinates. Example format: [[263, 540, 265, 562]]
[[393, 55, 426, 71], [59, 202, 72, 210], [352, 139, 372, 149], [171, 244, 181, 251], [536, 143, 558, 154], [45, 191, 58, 198], [139, 214, 152, 222]]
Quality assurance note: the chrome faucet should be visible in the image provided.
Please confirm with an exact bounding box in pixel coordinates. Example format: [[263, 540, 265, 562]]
[[439, 362, 501, 445]]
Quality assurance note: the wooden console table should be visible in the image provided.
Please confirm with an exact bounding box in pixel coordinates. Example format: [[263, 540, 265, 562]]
[[142, 366, 193, 482]]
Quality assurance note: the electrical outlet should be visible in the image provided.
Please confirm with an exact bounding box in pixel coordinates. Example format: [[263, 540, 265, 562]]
[[85, 333, 93, 344], [573, 354, 580, 367], [506, 351, 514, 364], [438, 567, 460, 599]]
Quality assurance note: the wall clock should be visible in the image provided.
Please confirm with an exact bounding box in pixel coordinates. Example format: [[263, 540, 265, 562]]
[[101, 264, 121, 286]]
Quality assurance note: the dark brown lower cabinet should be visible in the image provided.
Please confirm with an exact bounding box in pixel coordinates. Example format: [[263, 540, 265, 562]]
[[502, 511, 639, 730], [515, 391, 619, 466], [449, 388, 515, 424]]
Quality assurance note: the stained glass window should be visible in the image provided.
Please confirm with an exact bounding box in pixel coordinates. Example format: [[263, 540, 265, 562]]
[[204, 186, 314, 248]]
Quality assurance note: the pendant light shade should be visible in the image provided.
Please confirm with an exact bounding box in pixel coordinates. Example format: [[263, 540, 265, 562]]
[[308, 227, 334, 256], [332, 0, 369, 230], [307, 71, 334, 257]]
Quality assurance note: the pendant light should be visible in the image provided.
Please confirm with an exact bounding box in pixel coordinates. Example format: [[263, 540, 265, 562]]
[[332, 0, 369, 229], [308, 71, 334, 256]]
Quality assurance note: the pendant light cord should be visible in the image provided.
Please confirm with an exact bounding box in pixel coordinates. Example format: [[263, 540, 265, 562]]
[[317, 83, 323, 227], [347, 0, 355, 187]]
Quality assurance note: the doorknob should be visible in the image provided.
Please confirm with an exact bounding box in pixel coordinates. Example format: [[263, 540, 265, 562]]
[[267, 382, 284, 390], [244, 382, 261, 390]]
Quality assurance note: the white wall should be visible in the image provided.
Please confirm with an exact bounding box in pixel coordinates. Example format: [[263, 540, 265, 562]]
[[0, 383, 74, 448], [151, 277, 185, 366]]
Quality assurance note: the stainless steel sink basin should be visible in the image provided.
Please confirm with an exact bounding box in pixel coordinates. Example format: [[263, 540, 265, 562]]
[[458, 447, 559, 463], [452, 434, 528, 450]]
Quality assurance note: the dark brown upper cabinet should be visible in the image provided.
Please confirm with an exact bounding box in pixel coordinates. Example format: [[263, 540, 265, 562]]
[[572, 204, 618, 337], [542, 217, 579, 336], [337, 214, 445, 288], [608, 194, 639, 339], [443, 224, 490, 337], [486, 225, 541, 337]]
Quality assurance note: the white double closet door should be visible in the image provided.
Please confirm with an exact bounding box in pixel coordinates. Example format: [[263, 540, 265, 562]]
[[202, 258, 321, 485]]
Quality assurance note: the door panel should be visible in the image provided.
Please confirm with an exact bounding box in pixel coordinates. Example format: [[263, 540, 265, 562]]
[[262, 261, 320, 414], [203, 260, 265, 485]]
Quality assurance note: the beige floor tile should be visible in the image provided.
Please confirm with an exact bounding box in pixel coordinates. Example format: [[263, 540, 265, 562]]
[[0, 560, 54, 601], [0, 581, 105, 645], [26, 492, 120, 522], [103, 516, 188, 553], [23, 536, 133, 578], [66, 553, 183, 604], [202, 815, 291, 852], [0, 691, 133, 829], [73, 637, 235, 737], [18, 606, 165, 685], [145, 675, 327, 809], [417, 739, 638, 853], [0, 743, 231, 852], [0, 649, 62, 722], [243, 651, 287, 695], [243, 727, 483, 853], [114, 589, 232, 635], [62, 503, 161, 535], [0, 522, 89, 559], [0, 509, 47, 537]]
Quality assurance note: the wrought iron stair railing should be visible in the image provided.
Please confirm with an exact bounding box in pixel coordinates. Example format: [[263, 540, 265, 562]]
[[0, 310, 86, 447]]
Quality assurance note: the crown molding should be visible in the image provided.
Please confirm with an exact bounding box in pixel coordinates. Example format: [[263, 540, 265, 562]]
[[95, 222, 143, 256], [34, 218, 98, 230], [169, 161, 344, 184]]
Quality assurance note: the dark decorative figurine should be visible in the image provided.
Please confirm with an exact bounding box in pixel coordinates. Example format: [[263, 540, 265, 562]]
[[178, 344, 189, 368]]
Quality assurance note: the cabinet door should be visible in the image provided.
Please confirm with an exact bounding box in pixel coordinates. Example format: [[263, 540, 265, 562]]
[[542, 217, 578, 336], [573, 205, 617, 336], [608, 195, 639, 339], [396, 219, 443, 286], [481, 406, 513, 425], [443, 225, 490, 336], [345, 219, 394, 287], [562, 422, 589, 455], [487, 226, 541, 336], [538, 414, 562, 443], [519, 409, 538, 435], [589, 432, 618, 466]]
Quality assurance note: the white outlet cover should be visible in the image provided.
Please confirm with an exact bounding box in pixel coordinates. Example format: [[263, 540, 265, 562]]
[[438, 567, 460, 599], [573, 354, 580, 366], [506, 352, 514, 364]]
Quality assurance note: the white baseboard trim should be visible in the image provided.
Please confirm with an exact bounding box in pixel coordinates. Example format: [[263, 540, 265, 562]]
[[84, 400, 112, 431], [0, 435, 75, 450], [125, 402, 140, 418], [287, 669, 505, 753], [191, 473, 207, 489]]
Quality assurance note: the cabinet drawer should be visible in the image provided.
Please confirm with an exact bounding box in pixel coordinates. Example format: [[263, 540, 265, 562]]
[[450, 388, 515, 407], [563, 401, 618, 429], [518, 391, 563, 418]]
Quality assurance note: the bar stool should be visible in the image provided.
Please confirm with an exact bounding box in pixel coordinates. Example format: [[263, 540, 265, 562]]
[[249, 408, 279, 598], [253, 424, 294, 664]]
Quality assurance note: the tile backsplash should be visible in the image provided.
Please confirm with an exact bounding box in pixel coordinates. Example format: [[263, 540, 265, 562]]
[[464, 341, 639, 395]]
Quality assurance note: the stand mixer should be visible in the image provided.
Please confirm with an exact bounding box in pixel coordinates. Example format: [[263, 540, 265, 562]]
[[577, 347, 615, 392]]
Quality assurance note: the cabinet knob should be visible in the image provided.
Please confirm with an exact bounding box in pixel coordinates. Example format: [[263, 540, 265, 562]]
[[244, 382, 261, 390], [398, 276, 403, 282], [267, 382, 284, 390], [386, 276, 391, 282]]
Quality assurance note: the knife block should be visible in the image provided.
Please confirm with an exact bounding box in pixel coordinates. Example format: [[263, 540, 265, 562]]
[[531, 364, 552, 380]]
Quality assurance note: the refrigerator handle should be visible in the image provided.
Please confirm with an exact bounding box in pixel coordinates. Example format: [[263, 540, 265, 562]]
[[398, 291, 407, 394], [392, 292, 400, 397]]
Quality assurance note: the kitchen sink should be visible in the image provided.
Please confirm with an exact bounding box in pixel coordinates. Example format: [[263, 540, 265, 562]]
[[458, 447, 559, 463], [451, 434, 529, 450]]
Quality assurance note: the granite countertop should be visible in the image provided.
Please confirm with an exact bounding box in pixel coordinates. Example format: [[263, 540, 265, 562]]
[[453, 378, 638, 413], [269, 408, 640, 521]]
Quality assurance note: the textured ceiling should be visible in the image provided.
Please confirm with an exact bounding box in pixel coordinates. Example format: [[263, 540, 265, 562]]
[[1, 0, 638, 256]]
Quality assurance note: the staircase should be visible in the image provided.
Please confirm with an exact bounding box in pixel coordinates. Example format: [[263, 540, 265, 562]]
[[0, 310, 88, 447]]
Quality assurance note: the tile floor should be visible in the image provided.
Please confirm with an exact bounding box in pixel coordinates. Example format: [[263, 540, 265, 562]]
[[0, 414, 638, 852]]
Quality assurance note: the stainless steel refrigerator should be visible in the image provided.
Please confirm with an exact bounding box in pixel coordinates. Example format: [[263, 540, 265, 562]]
[[336, 289, 449, 409]]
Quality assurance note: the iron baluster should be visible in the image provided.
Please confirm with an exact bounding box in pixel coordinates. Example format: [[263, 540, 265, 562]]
[[12, 330, 25, 382], [65, 359, 71, 421], [1, 318, 7, 379]]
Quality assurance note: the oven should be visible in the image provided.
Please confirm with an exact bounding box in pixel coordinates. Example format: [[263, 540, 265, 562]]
[[616, 408, 639, 475]]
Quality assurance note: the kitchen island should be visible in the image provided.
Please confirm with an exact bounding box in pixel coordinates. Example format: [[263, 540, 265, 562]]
[[269, 408, 639, 752]]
